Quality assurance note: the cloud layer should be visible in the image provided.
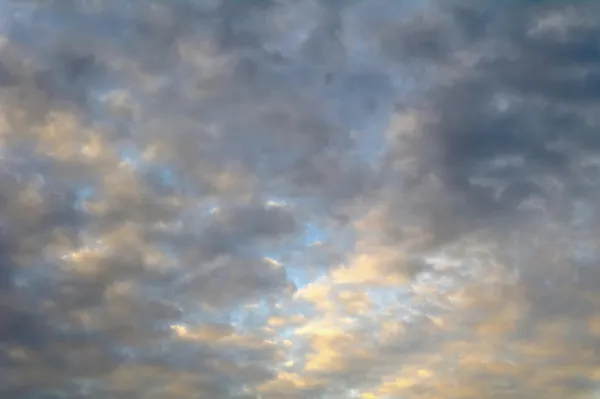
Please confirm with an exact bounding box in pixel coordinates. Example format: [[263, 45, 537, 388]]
[[2, 0, 600, 398]]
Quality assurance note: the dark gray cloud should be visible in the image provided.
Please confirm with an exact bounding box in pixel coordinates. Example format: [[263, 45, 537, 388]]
[[1, 0, 600, 398]]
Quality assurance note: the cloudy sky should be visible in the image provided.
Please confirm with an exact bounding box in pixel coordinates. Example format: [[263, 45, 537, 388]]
[[2, 0, 600, 398]]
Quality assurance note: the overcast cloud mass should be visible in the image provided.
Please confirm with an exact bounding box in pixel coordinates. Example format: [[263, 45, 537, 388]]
[[2, 0, 600, 397]]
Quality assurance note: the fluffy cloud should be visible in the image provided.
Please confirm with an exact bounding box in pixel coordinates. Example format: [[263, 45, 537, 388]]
[[1, 0, 600, 398]]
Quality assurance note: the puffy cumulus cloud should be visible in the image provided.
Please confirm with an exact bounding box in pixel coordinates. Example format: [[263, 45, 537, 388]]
[[2, 0, 600, 398]]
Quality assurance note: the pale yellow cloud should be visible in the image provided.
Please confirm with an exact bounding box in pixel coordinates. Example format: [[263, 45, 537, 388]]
[[171, 323, 234, 342], [331, 250, 408, 286], [258, 370, 325, 396]]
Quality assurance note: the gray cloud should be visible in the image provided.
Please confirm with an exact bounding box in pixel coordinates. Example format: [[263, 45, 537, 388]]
[[1, 0, 600, 398]]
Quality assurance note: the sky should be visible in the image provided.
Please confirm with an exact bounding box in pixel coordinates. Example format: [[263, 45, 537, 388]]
[[1, 0, 600, 398]]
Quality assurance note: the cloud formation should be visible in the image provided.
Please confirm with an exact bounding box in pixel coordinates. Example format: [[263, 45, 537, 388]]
[[1, 0, 600, 398]]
